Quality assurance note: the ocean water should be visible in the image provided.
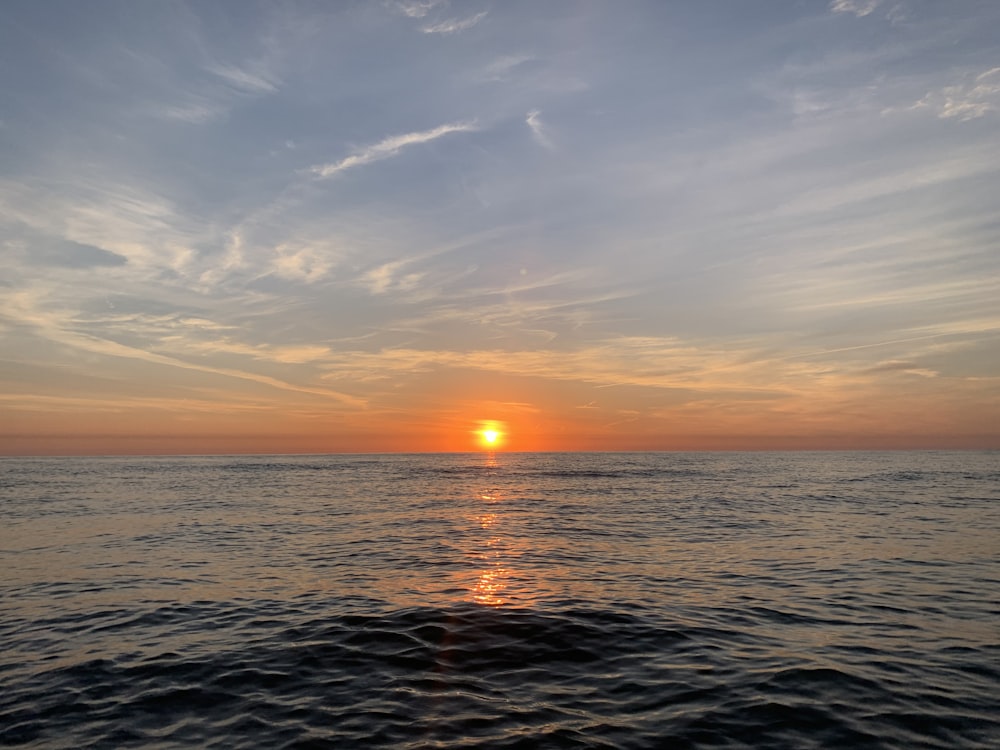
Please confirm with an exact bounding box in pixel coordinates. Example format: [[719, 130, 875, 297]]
[[1, 451, 997, 749]]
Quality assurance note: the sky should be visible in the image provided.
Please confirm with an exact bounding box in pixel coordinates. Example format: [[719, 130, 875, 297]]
[[1, 0, 998, 455]]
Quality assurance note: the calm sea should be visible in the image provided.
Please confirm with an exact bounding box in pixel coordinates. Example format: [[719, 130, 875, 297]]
[[1, 452, 997, 748]]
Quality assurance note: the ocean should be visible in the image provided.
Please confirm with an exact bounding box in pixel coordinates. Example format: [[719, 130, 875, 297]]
[[1, 451, 997, 748]]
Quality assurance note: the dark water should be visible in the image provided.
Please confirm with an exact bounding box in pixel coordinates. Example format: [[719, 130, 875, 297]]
[[1, 451, 998, 749]]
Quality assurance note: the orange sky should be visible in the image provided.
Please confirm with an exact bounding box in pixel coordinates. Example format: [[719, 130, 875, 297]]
[[3, 359, 997, 454]]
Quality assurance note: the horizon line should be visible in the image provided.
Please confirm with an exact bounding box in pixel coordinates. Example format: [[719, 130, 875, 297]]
[[1, 447, 996, 459]]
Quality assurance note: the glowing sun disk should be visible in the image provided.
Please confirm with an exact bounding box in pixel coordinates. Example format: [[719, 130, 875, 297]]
[[476, 420, 506, 450]]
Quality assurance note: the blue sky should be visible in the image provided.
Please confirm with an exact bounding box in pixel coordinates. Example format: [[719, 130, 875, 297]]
[[1, 0, 998, 453]]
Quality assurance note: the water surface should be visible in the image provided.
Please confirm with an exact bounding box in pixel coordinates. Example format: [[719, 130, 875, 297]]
[[1, 452, 997, 748]]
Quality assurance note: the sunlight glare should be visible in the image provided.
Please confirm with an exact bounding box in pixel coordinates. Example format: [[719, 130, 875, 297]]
[[476, 421, 506, 450]]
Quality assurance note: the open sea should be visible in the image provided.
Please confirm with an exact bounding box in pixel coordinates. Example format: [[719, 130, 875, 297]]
[[1, 451, 998, 749]]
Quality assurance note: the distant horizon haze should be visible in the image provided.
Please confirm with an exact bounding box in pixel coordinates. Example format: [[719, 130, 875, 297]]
[[2, 433, 997, 457]]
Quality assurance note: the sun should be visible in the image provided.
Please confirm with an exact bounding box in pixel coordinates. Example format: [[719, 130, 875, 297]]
[[477, 421, 505, 449]]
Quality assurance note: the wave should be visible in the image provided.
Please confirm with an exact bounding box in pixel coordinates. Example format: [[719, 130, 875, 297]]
[[3, 600, 997, 749]]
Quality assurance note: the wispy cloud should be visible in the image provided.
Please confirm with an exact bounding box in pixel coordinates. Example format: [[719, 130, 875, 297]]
[[135, 50, 282, 124], [912, 67, 1000, 121], [1, 293, 365, 407], [269, 242, 334, 283], [422, 12, 488, 35], [0, 175, 196, 274], [154, 99, 226, 124], [525, 110, 553, 149], [392, 0, 445, 19], [311, 121, 477, 178], [179, 337, 333, 365], [362, 260, 425, 295], [830, 0, 881, 17], [0, 392, 279, 416], [474, 54, 536, 83], [207, 61, 280, 93], [862, 360, 939, 378]]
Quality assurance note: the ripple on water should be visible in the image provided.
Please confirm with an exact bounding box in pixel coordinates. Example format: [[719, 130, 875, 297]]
[[2, 599, 999, 749], [2, 452, 998, 748]]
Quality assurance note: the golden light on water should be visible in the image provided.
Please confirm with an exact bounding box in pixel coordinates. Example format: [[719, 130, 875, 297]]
[[473, 566, 511, 607], [467, 479, 515, 606]]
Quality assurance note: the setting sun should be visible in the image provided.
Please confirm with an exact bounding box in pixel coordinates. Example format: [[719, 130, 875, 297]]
[[477, 421, 506, 450]]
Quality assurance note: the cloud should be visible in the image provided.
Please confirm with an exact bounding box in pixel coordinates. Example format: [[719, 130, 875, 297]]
[[362, 260, 424, 295], [182, 337, 332, 365], [364, 262, 401, 294], [198, 230, 245, 288], [862, 360, 939, 378], [422, 12, 487, 34], [913, 67, 1000, 121], [316, 337, 761, 392], [474, 54, 536, 83], [392, 0, 445, 18], [155, 99, 226, 124], [25, 239, 127, 269], [768, 147, 999, 219], [178, 317, 235, 331], [270, 243, 333, 283], [311, 121, 477, 178], [1, 293, 365, 407], [830, 0, 881, 17], [0, 175, 197, 274], [0, 392, 277, 416], [207, 62, 280, 93], [525, 110, 552, 149]]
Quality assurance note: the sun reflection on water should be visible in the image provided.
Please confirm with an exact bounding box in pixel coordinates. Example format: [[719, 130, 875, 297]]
[[464, 453, 526, 607], [473, 566, 513, 607]]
